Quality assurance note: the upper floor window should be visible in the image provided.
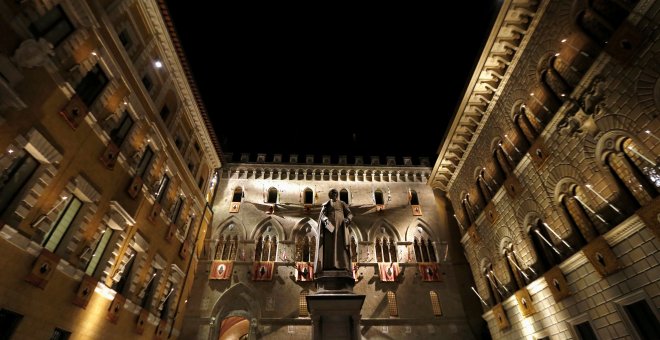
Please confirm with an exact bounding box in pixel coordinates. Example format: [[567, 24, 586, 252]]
[[110, 111, 134, 146], [267, 187, 278, 204], [118, 30, 132, 49], [84, 228, 113, 276], [409, 190, 420, 205], [375, 237, 397, 263], [374, 189, 384, 205], [43, 196, 83, 252], [0, 152, 39, 217], [75, 65, 108, 106], [135, 147, 154, 178], [340, 189, 349, 204], [159, 105, 170, 122], [413, 236, 437, 262], [303, 188, 313, 205], [232, 187, 244, 203], [155, 175, 170, 202], [142, 74, 153, 92], [29, 5, 73, 46]]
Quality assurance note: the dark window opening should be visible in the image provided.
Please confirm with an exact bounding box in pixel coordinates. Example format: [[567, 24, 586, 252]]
[[374, 189, 384, 205], [142, 75, 153, 92], [340, 189, 349, 204], [135, 147, 154, 177], [232, 188, 243, 203], [75, 65, 108, 106], [110, 111, 133, 146], [0, 153, 39, 216], [156, 175, 170, 202], [410, 190, 420, 205], [50, 327, 71, 340], [29, 5, 74, 46], [575, 321, 597, 340], [624, 300, 660, 340], [0, 309, 23, 339], [303, 188, 313, 204], [267, 187, 278, 203], [159, 105, 170, 122], [118, 30, 132, 49], [43, 196, 83, 252]]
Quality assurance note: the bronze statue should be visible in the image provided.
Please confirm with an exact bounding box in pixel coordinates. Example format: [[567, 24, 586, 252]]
[[315, 189, 353, 273]]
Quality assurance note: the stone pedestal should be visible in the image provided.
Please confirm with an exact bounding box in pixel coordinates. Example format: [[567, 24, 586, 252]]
[[307, 270, 365, 340]]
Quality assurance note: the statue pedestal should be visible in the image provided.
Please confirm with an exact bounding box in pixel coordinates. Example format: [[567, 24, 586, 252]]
[[307, 270, 365, 340]]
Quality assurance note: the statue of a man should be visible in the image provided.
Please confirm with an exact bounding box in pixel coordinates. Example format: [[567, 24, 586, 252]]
[[315, 189, 353, 273]]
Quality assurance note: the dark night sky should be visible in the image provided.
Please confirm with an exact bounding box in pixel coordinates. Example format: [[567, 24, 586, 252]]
[[163, 3, 500, 164]]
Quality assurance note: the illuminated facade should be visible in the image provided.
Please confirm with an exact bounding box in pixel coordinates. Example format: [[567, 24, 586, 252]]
[[0, 0, 220, 339], [181, 154, 481, 339], [430, 0, 660, 339]]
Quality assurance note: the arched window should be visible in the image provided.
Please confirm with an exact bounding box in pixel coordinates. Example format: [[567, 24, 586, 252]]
[[461, 194, 475, 226], [574, 0, 632, 47], [495, 144, 514, 177], [267, 187, 278, 204], [538, 53, 572, 102], [528, 220, 563, 272], [255, 224, 279, 261], [294, 225, 316, 263], [483, 264, 502, 306], [215, 223, 240, 261], [340, 188, 350, 204], [514, 105, 540, 144], [605, 138, 658, 208], [502, 249, 522, 291], [412, 229, 437, 263], [409, 190, 420, 205], [477, 173, 493, 202], [232, 187, 244, 203], [374, 189, 385, 205], [303, 188, 313, 205], [561, 185, 598, 243], [374, 237, 397, 263]]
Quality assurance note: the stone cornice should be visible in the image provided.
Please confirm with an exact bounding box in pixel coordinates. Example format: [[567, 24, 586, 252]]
[[147, 0, 222, 168], [429, 0, 542, 191]]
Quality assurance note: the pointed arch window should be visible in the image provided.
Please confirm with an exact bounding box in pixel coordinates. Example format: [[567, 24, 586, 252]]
[[409, 190, 420, 205], [294, 225, 316, 263], [350, 236, 358, 263], [375, 237, 397, 263], [255, 225, 278, 261]]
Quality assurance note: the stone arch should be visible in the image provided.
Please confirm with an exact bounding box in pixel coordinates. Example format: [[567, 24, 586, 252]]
[[513, 198, 542, 228], [499, 236, 514, 256], [214, 216, 247, 240], [543, 163, 585, 201], [404, 218, 437, 242], [595, 129, 651, 163], [250, 216, 286, 241], [494, 226, 513, 248], [209, 282, 261, 340], [367, 218, 401, 242], [290, 217, 319, 241], [522, 212, 543, 233]]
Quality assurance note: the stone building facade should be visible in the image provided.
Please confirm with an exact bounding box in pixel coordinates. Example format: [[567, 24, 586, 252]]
[[430, 0, 660, 339], [181, 154, 482, 339], [0, 0, 220, 339]]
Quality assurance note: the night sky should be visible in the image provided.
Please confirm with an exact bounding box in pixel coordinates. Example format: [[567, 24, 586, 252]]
[[163, 2, 500, 164]]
